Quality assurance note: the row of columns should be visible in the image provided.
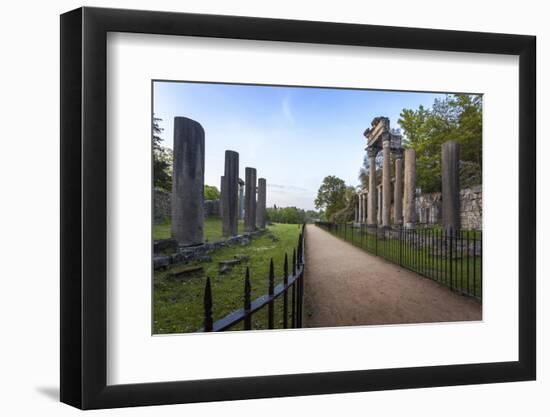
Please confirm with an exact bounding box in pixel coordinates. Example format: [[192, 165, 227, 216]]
[[171, 116, 267, 247], [223, 165, 267, 235], [362, 143, 414, 228], [355, 140, 460, 232], [356, 145, 416, 228]]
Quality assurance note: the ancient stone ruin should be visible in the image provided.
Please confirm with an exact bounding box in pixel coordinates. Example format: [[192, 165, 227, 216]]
[[222, 150, 239, 237], [244, 167, 257, 232], [354, 116, 481, 231], [363, 117, 405, 228], [166, 116, 268, 247], [171, 117, 205, 246]]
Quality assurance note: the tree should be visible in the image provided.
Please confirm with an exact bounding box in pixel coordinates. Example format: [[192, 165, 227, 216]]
[[398, 94, 482, 193], [153, 115, 173, 191], [204, 185, 220, 200], [266, 206, 307, 224], [314, 175, 347, 221]]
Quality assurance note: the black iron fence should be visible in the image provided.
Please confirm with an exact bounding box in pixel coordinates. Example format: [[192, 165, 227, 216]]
[[316, 222, 482, 300], [199, 224, 306, 332]]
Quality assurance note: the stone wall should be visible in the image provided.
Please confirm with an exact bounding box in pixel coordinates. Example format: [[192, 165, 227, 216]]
[[204, 200, 220, 218], [154, 188, 171, 224], [413, 186, 482, 230], [153, 188, 221, 224], [415, 192, 442, 225], [460, 185, 482, 230]]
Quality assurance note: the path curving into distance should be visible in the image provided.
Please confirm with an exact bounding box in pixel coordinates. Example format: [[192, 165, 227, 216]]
[[303, 224, 481, 328]]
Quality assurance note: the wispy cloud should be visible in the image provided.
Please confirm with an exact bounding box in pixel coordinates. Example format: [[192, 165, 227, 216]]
[[268, 183, 309, 193], [281, 95, 294, 125]]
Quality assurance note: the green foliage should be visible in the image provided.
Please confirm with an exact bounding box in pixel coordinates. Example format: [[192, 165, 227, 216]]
[[398, 94, 482, 193], [153, 223, 302, 333], [332, 187, 358, 223], [314, 175, 348, 221], [153, 115, 173, 191], [204, 184, 220, 201], [266, 206, 321, 224], [154, 217, 244, 242]]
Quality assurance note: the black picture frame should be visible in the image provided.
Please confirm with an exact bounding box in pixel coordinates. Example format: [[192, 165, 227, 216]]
[[60, 6, 536, 410]]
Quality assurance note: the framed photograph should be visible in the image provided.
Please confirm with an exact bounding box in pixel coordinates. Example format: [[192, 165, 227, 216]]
[[60, 6, 536, 409]]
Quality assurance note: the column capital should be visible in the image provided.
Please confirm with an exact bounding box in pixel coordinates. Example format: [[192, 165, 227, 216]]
[[392, 148, 404, 159], [367, 146, 379, 158], [382, 133, 392, 146]]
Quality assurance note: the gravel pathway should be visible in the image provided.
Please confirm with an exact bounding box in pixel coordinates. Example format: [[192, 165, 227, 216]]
[[303, 224, 482, 328]]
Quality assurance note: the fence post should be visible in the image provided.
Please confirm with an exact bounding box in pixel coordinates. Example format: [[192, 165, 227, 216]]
[[283, 253, 289, 329], [243, 267, 252, 330], [375, 225, 378, 256], [291, 248, 296, 328], [203, 277, 213, 332], [479, 231, 482, 300], [268, 259, 275, 329], [473, 232, 477, 297], [399, 226, 403, 266], [297, 231, 304, 328]]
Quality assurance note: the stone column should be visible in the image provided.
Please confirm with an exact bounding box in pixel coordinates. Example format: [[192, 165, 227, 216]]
[[363, 193, 368, 223], [393, 153, 403, 225], [219, 175, 225, 218], [244, 167, 257, 232], [256, 178, 267, 229], [382, 138, 392, 228], [354, 197, 359, 223], [403, 148, 416, 229], [238, 179, 245, 219], [357, 193, 362, 223], [441, 141, 461, 233], [171, 116, 205, 246], [377, 185, 382, 225], [222, 150, 239, 237], [367, 148, 378, 225]]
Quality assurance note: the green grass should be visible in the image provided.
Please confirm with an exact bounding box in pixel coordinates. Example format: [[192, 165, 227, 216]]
[[324, 224, 482, 299], [153, 223, 303, 334], [154, 217, 245, 242]]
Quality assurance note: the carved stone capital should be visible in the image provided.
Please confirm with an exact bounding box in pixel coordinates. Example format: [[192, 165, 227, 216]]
[[367, 146, 379, 158], [392, 148, 404, 159]]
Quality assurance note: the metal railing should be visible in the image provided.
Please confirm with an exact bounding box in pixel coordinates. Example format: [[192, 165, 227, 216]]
[[199, 224, 306, 332], [316, 222, 482, 300]]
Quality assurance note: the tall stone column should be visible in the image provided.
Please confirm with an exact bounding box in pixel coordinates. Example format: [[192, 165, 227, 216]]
[[256, 178, 267, 229], [358, 194, 362, 223], [403, 148, 416, 229], [382, 138, 392, 228], [357, 193, 362, 223], [363, 193, 368, 223], [377, 185, 382, 225], [219, 175, 225, 218], [393, 153, 403, 225], [238, 179, 245, 219], [171, 116, 205, 246], [441, 141, 461, 233], [222, 150, 239, 237], [244, 167, 257, 232], [367, 148, 378, 226]]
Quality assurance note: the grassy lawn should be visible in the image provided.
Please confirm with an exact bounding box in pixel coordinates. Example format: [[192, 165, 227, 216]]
[[325, 224, 482, 299], [153, 222, 303, 334], [154, 217, 245, 242]]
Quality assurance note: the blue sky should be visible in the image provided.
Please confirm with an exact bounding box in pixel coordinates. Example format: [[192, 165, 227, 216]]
[[154, 81, 446, 211]]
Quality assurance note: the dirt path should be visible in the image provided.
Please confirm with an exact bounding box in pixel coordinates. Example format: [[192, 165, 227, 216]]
[[303, 225, 481, 328]]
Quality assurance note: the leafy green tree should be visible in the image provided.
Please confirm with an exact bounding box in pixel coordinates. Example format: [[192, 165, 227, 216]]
[[314, 175, 347, 221], [266, 206, 307, 224], [153, 116, 173, 190], [204, 185, 220, 200], [398, 94, 482, 193]]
